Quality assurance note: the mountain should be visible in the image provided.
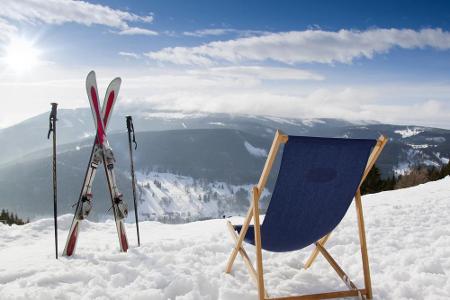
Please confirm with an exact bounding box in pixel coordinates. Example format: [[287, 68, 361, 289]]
[[0, 108, 449, 221]]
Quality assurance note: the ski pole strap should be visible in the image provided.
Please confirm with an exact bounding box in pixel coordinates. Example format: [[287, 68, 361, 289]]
[[126, 116, 137, 150], [47, 103, 58, 139]]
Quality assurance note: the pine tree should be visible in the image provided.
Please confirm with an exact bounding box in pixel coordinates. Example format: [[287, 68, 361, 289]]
[[361, 165, 383, 195], [0, 209, 28, 226]]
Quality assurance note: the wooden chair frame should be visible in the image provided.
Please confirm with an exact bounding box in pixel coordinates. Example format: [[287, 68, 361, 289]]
[[225, 130, 387, 300]]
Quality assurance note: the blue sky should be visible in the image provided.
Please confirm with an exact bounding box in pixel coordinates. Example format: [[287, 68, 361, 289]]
[[1, 0, 450, 128]]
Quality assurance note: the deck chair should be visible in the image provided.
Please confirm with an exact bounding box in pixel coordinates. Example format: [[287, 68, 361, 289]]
[[225, 130, 387, 300]]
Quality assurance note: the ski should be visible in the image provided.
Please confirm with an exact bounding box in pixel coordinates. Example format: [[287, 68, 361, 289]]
[[63, 71, 124, 256], [87, 71, 129, 252]]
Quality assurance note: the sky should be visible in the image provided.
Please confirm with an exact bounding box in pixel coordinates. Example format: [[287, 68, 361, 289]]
[[1, 0, 450, 128]]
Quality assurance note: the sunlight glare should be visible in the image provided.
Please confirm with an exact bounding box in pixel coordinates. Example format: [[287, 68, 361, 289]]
[[2, 38, 40, 73]]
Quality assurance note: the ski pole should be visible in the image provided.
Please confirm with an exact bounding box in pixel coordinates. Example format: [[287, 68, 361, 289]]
[[126, 116, 140, 246], [47, 102, 58, 259]]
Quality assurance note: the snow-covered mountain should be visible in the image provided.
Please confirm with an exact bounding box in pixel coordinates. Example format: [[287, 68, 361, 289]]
[[135, 171, 270, 223], [1, 178, 449, 299], [0, 108, 449, 220]]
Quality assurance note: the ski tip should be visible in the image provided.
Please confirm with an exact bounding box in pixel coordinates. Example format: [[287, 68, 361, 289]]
[[86, 71, 97, 86], [111, 77, 122, 89]]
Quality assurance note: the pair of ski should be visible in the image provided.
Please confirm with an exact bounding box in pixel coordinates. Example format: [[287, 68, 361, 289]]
[[63, 71, 129, 256]]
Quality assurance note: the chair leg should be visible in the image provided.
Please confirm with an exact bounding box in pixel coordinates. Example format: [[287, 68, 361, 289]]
[[253, 187, 266, 300], [315, 243, 360, 292], [226, 221, 258, 282], [355, 190, 372, 299], [304, 233, 331, 269], [225, 204, 254, 273], [226, 221, 269, 298]]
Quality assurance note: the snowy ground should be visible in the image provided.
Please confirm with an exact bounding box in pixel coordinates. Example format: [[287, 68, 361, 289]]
[[1, 178, 450, 299]]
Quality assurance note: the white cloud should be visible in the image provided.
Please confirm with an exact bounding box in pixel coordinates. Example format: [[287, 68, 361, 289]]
[[1, 66, 450, 130], [187, 66, 324, 81], [184, 28, 235, 37], [183, 28, 269, 38], [0, 17, 17, 42], [121, 85, 450, 129], [146, 28, 450, 66], [118, 51, 140, 59], [0, 0, 155, 35], [118, 27, 158, 36]]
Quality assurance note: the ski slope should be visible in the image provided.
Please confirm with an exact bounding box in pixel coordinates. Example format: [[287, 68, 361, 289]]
[[1, 178, 449, 299]]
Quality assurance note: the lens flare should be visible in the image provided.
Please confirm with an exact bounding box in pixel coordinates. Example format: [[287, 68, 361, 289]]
[[2, 37, 40, 73]]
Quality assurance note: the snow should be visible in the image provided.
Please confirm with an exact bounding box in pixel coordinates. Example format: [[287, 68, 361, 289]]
[[434, 152, 450, 165], [1, 178, 450, 299], [395, 127, 425, 138], [302, 119, 326, 127], [135, 172, 270, 222], [82, 132, 93, 139], [263, 116, 299, 126], [426, 137, 446, 143], [407, 144, 435, 149], [393, 161, 410, 176], [208, 122, 226, 126], [244, 141, 267, 158], [144, 112, 206, 120]]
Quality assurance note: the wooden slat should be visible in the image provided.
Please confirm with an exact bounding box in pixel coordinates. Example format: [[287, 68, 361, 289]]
[[303, 233, 331, 269], [267, 289, 366, 300], [226, 221, 258, 282], [253, 187, 266, 300], [355, 190, 372, 299], [225, 204, 254, 273], [257, 130, 288, 193], [315, 243, 359, 291], [226, 130, 287, 274], [226, 221, 269, 298], [358, 135, 388, 189]]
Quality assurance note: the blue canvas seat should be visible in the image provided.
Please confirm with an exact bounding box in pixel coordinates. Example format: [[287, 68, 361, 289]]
[[235, 136, 376, 252], [225, 131, 387, 300]]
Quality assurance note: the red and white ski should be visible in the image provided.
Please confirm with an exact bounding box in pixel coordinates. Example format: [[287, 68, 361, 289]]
[[63, 71, 128, 256]]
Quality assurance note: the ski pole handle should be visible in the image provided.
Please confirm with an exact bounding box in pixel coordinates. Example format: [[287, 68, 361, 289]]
[[126, 115, 137, 149], [48, 103, 58, 139]]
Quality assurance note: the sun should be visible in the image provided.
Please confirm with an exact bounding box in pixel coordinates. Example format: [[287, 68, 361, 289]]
[[2, 37, 41, 73]]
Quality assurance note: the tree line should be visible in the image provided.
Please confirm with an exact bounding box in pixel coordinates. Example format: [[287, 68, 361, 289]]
[[361, 160, 450, 195], [0, 209, 29, 226]]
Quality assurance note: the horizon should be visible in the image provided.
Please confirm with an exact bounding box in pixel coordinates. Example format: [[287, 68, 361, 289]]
[[1, 0, 450, 129], [3, 105, 445, 131]]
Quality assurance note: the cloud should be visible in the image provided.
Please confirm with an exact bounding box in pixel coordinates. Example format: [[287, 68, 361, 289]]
[[0, 0, 155, 35], [1, 66, 450, 129], [121, 85, 450, 129], [146, 28, 450, 66], [183, 28, 269, 38], [118, 27, 158, 36], [118, 51, 141, 59], [187, 66, 324, 81], [0, 18, 17, 42]]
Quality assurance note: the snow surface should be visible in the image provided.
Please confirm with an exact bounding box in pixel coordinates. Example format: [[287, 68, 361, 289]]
[[1, 178, 450, 299]]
